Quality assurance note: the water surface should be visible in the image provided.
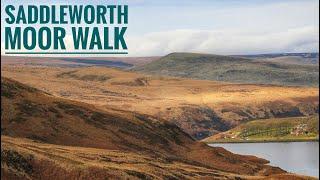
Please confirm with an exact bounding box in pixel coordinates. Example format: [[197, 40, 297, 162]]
[[209, 142, 319, 178]]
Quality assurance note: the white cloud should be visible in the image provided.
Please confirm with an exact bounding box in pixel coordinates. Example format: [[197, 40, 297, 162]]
[[1, 0, 318, 57], [2, 26, 318, 57], [126, 26, 319, 56]]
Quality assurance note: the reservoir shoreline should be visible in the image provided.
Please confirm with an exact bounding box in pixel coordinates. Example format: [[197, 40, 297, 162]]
[[209, 141, 319, 178], [205, 138, 319, 144]]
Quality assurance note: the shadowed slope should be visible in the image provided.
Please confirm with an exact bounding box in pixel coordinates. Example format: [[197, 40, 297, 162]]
[[1, 77, 299, 179], [1, 77, 193, 155], [3, 136, 314, 180]]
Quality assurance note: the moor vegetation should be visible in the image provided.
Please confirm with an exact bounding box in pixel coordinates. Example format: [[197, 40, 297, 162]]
[[134, 52, 319, 86], [203, 116, 319, 143], [2, 65, 318, 140], [2, 77, 303, 179]]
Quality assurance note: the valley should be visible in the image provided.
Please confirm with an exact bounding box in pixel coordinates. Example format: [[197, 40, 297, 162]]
[[1, 0, 319, 178], [1, 58, 318, 140], [1, 53, 319, 179], [1, 77, 295, 179]]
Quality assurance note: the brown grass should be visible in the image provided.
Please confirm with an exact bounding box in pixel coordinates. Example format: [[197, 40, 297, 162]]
[[1, 64, 318, 179], [2, 65, 318, 139], [2, 136, 315, 180], [1, 77, 292, 179]]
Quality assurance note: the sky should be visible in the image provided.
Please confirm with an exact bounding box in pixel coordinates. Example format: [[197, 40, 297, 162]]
[[1, 0, 319, 56]]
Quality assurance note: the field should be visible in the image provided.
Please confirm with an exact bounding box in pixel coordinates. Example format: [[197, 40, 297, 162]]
[[203, 116, 319, 143]]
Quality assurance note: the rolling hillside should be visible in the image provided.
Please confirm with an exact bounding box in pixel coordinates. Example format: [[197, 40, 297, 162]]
[[254, 56, 319, 65], [203, 116, 319, 143], [134, 52, 319, 86], [2, 65, 319, 140], [1, 77, 293, 179]]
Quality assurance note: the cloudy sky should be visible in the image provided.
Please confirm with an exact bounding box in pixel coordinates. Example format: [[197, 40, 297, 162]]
[[1, 0, 319, 56]]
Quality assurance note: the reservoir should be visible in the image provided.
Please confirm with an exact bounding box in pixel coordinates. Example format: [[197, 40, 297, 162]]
[[209, 142, 319, 178]]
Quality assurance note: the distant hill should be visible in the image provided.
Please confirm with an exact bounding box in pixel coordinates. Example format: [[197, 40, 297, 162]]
[[134, 52, 319, 86], [1, 56, 160, 68], [59, 58, 134, 68], [255, 56, 319, 65], [237, 52, 319, 60], [236, 53, 319, 65]]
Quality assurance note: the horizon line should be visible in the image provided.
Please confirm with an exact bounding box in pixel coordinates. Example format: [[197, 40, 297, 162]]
[[5, 52, 129, 55]]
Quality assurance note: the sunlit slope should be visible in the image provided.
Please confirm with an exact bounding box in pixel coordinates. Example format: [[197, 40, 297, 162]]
[[1, 77, 194, 154], [203, 116, 319, 143], [2, 65, 319, 139], [2, 136, 238, 179], [3, 136, 314, 180], [2, 77, 293, 179], [134, 52, 319, 86]]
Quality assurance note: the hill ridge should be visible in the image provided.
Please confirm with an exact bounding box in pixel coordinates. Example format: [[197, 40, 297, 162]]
[[134, 52, 319, 86]]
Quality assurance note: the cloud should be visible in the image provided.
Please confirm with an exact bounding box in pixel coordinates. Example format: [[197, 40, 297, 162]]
[[126, 26, 319, 56], [1, 0, 318, 57], [2, 26, 318, 57]]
